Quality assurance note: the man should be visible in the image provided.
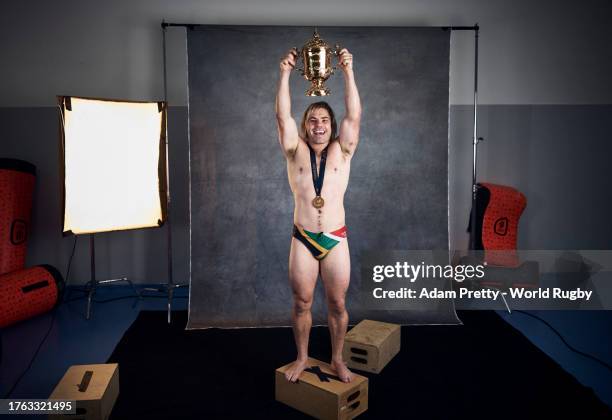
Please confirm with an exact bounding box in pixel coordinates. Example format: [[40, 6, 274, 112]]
[[275, 47, 361, 383]]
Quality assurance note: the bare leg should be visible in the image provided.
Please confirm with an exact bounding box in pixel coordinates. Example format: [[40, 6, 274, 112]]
[[285, 237, 319, 382], [320, 239, 354, 383]]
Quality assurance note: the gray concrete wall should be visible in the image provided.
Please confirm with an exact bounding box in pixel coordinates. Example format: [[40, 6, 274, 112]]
[[1, 0, 610, 106], [450, 105, 612, 252]]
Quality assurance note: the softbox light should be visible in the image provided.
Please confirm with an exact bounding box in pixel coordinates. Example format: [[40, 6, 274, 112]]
[[58, 96, 167, 235]]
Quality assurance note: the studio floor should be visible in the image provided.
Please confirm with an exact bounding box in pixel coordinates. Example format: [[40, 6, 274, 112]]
[[1, 285, 611, 418]]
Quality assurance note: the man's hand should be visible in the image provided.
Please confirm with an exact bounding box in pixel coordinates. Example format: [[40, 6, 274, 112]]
[[280, 48, 298, 74], [338, 48, 354, 73]]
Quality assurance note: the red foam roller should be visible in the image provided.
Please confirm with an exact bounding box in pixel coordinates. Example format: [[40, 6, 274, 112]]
[[0, 265, 63, 328]]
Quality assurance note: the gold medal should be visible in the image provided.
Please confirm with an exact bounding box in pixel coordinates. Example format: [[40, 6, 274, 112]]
[[308, 144, 328, 210], [312, 196, 324, 208]]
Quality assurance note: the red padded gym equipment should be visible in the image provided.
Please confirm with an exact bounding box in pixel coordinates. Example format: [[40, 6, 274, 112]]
[[0, 265, 64, 328], [0, 158, 36, 275], [472, 182, 526, 267]]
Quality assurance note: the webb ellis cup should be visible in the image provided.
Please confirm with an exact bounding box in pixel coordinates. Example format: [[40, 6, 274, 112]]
[[296, 29, 341, 96]]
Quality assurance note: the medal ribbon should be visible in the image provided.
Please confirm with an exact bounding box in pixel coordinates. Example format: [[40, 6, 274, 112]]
[[308, 144, 328, 198]]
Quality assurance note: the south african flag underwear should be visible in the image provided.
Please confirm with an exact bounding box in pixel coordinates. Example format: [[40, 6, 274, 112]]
[[292, 225, 348, 260]]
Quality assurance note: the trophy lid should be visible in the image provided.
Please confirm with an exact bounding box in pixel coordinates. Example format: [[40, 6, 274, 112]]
[[303, 28, 330, 49]]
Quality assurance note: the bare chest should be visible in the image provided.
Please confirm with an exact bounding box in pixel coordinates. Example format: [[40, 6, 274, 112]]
[[287, 146, 350, 194]]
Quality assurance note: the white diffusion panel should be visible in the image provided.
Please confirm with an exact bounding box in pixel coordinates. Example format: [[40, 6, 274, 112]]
[[62, 97, 164, 234]]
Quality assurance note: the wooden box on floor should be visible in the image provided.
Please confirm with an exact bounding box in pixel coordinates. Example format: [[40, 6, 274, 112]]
[[343, 319, 401, 373], [49, 363, 119, 420], [275, 358, 368, 419]]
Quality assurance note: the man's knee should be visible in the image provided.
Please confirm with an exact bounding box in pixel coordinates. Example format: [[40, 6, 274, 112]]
[[327, 295, 346, 317], [293, 294, 313, 314]]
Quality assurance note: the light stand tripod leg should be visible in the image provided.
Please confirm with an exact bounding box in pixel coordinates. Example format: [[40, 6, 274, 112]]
[[86, 235, 139, 320], [121, 277, 142, 308], [86, 280, 96, 320], [167, 285, 173, 324]]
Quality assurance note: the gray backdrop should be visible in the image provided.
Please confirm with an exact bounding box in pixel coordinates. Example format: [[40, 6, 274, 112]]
[[187, 25, 458, 328]]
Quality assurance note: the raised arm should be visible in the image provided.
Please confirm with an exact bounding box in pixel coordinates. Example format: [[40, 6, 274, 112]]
[[275, 48, 300, 158], [337, 48, 361, 156]]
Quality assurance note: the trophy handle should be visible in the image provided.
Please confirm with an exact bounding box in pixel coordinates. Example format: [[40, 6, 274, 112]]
[[293, 46, 305, 75], [331, 43, 342, 73]]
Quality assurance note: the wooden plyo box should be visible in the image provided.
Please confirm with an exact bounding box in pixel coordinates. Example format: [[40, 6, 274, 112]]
[[343, 320, 401, 373], [275, 358, 368, 420], [49, 363, 119, 420]]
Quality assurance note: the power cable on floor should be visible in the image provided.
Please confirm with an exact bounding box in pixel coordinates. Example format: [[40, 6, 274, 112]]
[[2, 238, 188, 398], [513, 310, 612, 373], [2, 236, 78, 398]]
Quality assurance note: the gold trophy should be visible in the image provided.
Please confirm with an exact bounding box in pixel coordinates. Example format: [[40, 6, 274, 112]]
[[296, 29, 341, 96]]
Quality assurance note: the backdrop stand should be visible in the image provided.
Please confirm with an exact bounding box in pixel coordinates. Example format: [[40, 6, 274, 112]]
[[445, 26, 509, 309], [86, 234, 140, 320], [165, 22, 482, 323], [141, 21, 189, 324], [442, 24, 483, 251]]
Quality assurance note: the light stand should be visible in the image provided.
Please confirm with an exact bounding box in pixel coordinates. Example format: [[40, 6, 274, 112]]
[[85, 234, 140, 320], [58, 95, 170, 321]]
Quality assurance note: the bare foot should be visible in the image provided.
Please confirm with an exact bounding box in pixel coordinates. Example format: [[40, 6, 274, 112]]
[[331, 359, 354, 383], [284, 358, 309, 383]]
